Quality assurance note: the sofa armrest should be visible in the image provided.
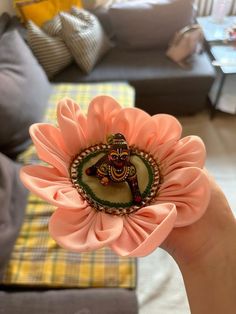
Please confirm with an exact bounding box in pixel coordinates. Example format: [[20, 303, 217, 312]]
[[0, 288, 138, 314]]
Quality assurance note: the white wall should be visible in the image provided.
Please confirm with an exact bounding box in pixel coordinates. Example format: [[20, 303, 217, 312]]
[[0, 0, 16, 15]]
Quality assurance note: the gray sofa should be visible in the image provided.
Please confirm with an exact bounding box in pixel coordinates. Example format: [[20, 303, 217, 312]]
[[0, 288, 138, 314], [11, 0, 215, 116], [53, 47, 215, 115], [52, 0, 216, 115]]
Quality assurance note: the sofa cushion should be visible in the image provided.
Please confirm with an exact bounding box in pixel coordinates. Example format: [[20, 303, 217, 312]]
[[108, 0, 195, 50], [52, 48, 215, 115], [0, 30, 51, 158], [0, 289, 138, 314], [60, 7, 112, 73], [0, 12, 11, 37], [2, 14, 28, 40], [27, 20, 73, 78], [0, 153, 28, 280], [90, 5, 115, 39]]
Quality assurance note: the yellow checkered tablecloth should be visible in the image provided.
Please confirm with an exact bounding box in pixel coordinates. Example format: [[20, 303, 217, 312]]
[[1, 83, 136, 288]]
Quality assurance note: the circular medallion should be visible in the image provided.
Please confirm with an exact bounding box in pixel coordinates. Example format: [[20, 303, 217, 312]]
[[70, 144, 161, 216]]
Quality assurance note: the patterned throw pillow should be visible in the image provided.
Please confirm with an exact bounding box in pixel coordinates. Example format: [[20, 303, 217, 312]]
[[27, 20, 73, 78], [60, 7, 112, 73], [42, 14, 62, 37]]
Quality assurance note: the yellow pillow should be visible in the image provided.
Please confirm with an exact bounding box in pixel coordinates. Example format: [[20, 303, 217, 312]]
[[57, 0, 83, 12], [15, 0, 83, 26]]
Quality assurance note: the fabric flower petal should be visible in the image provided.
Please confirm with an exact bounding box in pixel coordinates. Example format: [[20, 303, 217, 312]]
[[20, 165, 87, 209], [87, 95, 122, 145], [110, 204, 177, 257], [158, 167, 210, 227], [57, 98, 88, 157], [30, 123, 70, 176], [160, 136, 206, 176], [151, 114, 182, 143], [49, 206, 124, 252], [133, 114, 182, 152], [110, 107, 151, 146]]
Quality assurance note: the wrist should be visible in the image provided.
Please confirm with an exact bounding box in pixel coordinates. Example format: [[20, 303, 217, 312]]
[[176, 224, 236, 314], [175, 219, 236, 272]]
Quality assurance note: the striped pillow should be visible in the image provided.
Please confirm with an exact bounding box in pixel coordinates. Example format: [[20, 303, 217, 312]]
[[42, 14, 62, 37], [60, 8, 112, 73], [27, 20, 73, 78]]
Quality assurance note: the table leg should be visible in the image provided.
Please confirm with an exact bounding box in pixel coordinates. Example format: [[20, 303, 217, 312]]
[[210, 72, 226, 119]]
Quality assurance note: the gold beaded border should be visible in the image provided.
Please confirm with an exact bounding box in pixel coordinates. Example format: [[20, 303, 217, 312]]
[[70, 144, 161, 216]]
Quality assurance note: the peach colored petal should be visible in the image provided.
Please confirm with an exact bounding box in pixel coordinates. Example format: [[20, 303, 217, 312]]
[[158, 167, 210, 227], [160, 136, 206, 176], [49, 207, 123, 252], [151, 114, 182, 142], [86, 95, 122, 145], [30, 123, 70, 176], [20, 165, 87, 209], [110, 204, 177, 257], [57, 98, 88, 157], [132, 120, 157, 152], [110, 107, 151, 146], [133, 114, 182, 152], [151, 139, 177, 163]]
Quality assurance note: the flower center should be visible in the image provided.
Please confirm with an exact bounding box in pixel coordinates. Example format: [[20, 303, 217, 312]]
[[70, 144, 161, 216]]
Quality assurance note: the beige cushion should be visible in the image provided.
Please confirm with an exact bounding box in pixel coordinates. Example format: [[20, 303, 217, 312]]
[[60, 7, 112, 73], [27, 20, 73, 78]]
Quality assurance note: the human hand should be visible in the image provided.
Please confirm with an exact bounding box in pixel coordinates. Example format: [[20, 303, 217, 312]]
[[161, 170, 236, 267], [161, 171, 236, 314]]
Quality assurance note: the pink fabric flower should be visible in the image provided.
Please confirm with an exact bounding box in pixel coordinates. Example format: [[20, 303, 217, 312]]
[[20, 96, 210, 257]]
